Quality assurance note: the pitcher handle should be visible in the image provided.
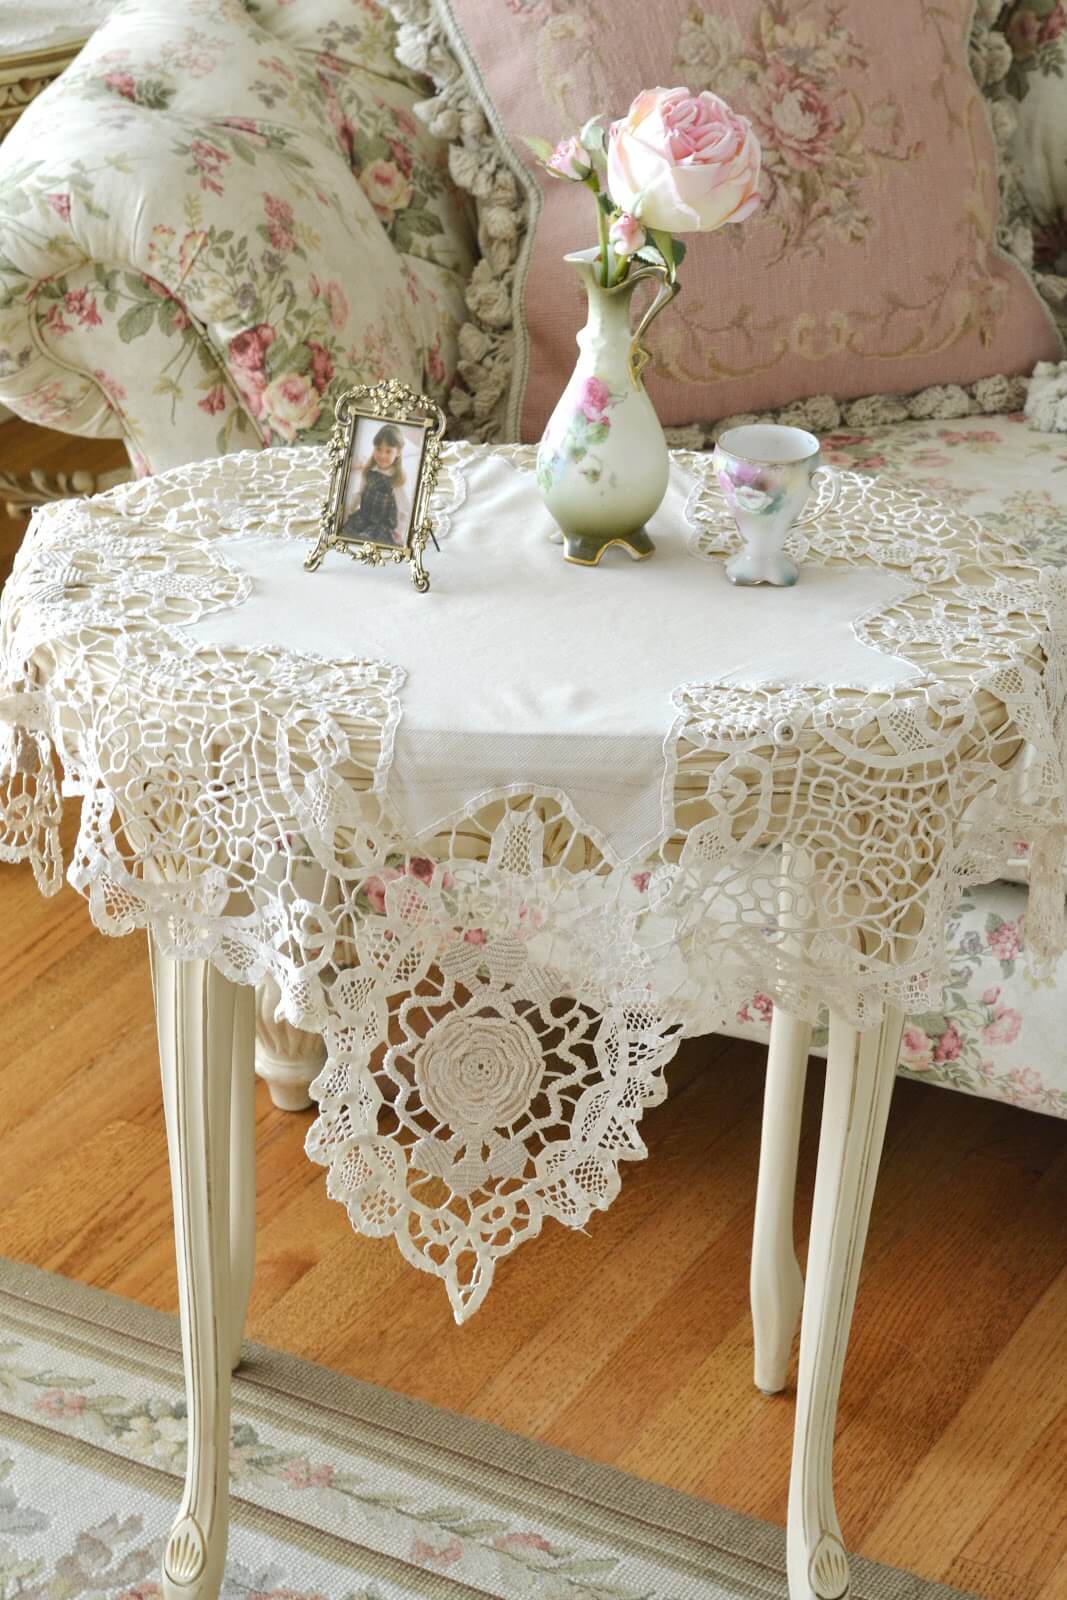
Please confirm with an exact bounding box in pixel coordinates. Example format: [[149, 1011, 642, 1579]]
[[628, 271, 678, 386], [796, 463, 839, 527]]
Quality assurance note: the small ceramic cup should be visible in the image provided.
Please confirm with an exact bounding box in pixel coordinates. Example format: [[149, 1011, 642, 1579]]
[[712, 423, 839, 586]]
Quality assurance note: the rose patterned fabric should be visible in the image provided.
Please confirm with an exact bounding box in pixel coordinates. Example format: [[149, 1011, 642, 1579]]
[[0, 0, 472, 473], [727, 411, 1067, 1120], [1003, 0, 1067, 292], [391, 0, 1061, 441]]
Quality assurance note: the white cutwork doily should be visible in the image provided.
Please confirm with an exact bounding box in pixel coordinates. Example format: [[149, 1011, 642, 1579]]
[[1, 445, 1064, 1318]]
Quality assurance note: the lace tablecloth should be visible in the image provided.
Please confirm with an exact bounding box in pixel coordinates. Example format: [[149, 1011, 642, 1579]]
[[1, 443, 1064, 1317]]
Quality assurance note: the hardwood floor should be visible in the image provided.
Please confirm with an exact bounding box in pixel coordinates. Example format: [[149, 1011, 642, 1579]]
[[0, 419, 1065, 1598]]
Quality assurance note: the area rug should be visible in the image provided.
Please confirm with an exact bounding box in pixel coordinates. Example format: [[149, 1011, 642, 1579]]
[[0, 1257, 975, 1600]]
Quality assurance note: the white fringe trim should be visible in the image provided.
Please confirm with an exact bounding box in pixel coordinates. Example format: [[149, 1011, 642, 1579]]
[[1026, 361, 1067, 432]]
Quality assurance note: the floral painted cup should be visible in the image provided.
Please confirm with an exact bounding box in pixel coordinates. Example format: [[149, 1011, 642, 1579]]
[[712, 423, 839, 586]]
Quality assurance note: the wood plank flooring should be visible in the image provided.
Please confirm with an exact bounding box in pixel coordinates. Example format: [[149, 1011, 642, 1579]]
[[0, 419, 1065, 1598]]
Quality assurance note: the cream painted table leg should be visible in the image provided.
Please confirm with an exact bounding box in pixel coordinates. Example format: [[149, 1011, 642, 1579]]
[[152, 939, 241, 1600], [229, 983, 256, 1371], [786, 1003, 904, 1600], [751, 1008, 811, 1393], [254, 975, 325, 1112]]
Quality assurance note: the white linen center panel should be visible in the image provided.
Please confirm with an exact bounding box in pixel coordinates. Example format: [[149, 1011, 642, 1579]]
[[186, 453, 918, 857]]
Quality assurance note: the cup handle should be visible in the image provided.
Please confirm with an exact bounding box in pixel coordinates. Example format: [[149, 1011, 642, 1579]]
[[796, 463, 839, 527]]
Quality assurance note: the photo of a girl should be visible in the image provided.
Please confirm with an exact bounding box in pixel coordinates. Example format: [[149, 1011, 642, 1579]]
[[340, 420, 419, 548]]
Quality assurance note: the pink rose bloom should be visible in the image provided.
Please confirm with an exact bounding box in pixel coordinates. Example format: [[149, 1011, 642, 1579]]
[[411, 1535, 463, 1568], [1041, 3, 1066, 43], [198, 385, 226, 415], [982, 1006, 1022, 1047], [1008, 1066, 1043, 1096], [324, 280, 349, 330], [306, 339, 334, 394], [104, 69, 137, 99], [720, 459, 766, 490], [547, 134, 591, 181], [34, 1387, 87, 1418], [1007, 7, 1041, 55], [362, 872, 400, 914], [463, 927, 487, 944], [260, 371, 321, 441], [607, 86, 761, 233], [407, 857, 436, 883], [264, 193, 295, 252], [360, 158, 413, 220], [229, 323, 275, 373], [631, 870, 652, 892], [751, 62, 841, 171], [45, 191, 71, 221], [737, 992, 774, 1026], [901, 1024, 933, 1070], [986, 919, 1023, 962], [284, 1457, 335, 1489], [578, 375, 611, 421], [933, 1019, 962, 1063], [981, 986, 1001, 1006], [609, 211, 645, 258], [221, 115, 260, 135], [493, 1531, 553, 1553]]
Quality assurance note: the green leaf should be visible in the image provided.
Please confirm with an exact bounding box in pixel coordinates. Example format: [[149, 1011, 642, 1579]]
[[579, 116, 606, 156], [671, 236, 687, 269], [635, 243, 667, 268], [521, 134, 555, 162], [649, 227, 677, 279], [117, 300, 156, 342]]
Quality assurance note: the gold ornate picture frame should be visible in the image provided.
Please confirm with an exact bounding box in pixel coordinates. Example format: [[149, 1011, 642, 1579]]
[[305, 379, 446, 592]]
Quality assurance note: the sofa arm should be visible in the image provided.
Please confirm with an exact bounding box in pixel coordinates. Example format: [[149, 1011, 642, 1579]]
[[0, 0, 447, 474]]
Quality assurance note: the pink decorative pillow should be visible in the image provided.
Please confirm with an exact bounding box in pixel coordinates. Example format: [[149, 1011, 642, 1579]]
[[391, 0, 1063, 441]]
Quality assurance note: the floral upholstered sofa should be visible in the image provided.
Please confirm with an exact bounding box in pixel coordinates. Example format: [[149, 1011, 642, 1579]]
[[0, 0, 1065, 1120]]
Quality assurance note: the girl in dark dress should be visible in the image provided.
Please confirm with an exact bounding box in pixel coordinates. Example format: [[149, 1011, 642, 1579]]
[[342, 424, 409, 545]]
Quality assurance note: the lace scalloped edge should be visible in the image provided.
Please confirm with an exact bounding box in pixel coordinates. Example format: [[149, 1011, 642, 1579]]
[[383, 0, 1065, 446]]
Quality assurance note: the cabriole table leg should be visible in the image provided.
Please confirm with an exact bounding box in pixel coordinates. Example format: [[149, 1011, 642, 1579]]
[[787, 1003, 904, 1600], [229, 984, 256, 1371], [751, 1008, 812, 1393], [151, 939, 238, 1600]]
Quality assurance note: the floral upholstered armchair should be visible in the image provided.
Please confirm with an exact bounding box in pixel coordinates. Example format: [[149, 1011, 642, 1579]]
[[1, 0, 1066, 1122], [0, 0, 472, 479]]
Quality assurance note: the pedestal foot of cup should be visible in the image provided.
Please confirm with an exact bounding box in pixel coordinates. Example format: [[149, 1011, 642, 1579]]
[[726, 550, 799, 587], [562, 527, 656, 566]]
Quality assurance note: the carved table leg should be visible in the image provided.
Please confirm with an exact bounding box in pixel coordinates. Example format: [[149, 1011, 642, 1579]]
[[254, 975, 325, 1111], [751, 1008, 811, 1393], [229, 984, 256, 1371], [787, 1003, 904, 1600], [152, 940, 236, 1600]]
